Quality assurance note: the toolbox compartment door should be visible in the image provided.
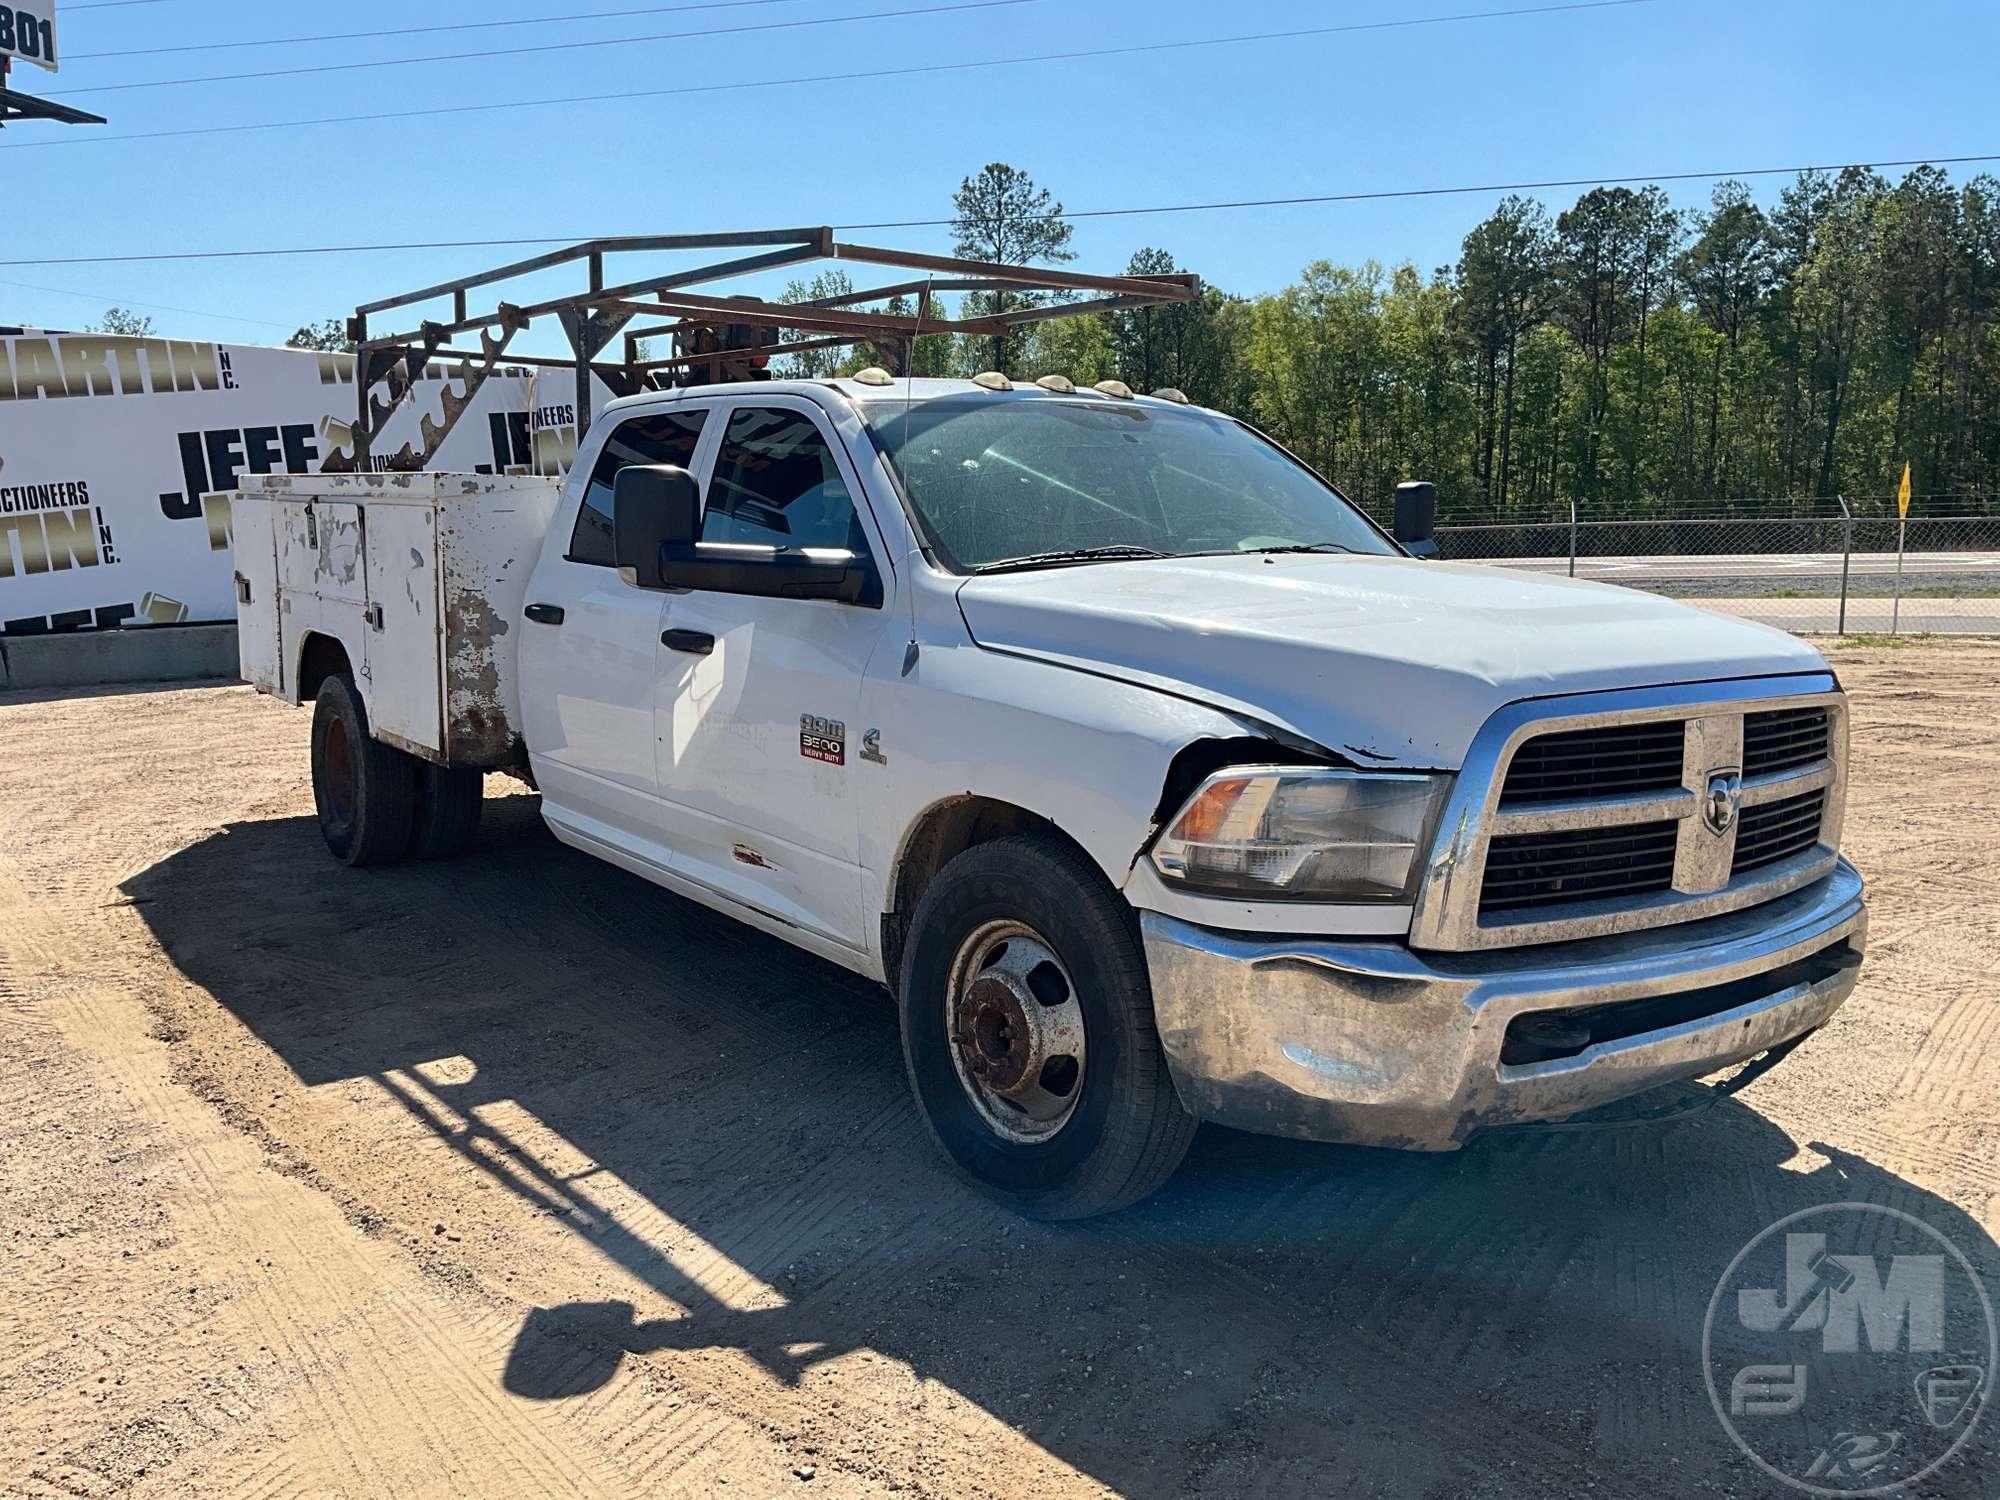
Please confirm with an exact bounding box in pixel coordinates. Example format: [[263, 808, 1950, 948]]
[[360, 503, 445, 759], [231, 495, 281, 694], [274, 499, 373, 725], [278, 499, 366, 603]]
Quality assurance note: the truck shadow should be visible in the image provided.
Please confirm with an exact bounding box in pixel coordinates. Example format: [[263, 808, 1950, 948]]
[[123, 799, 1998, 1497]]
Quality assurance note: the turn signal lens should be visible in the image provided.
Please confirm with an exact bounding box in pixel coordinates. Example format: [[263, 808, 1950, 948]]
[[1170, 775, 1270, 844], [1150, 769, 1445, 902]]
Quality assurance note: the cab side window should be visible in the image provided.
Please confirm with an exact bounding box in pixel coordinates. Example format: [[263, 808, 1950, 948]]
[[567, 407, 708, 566], [702, 406, 868, 554]]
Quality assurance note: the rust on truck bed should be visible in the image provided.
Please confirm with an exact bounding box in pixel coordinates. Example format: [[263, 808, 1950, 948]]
[[241, 472, 559, 770], [441, 551, 517, 767]]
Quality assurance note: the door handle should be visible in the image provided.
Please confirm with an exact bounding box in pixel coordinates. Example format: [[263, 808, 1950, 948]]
[[660, 628, 715, 655], [524, 603, 565, 625]]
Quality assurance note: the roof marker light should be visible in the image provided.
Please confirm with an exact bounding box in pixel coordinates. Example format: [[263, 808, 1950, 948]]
[[1151, 387, 1192, 405], [1093, 379, 1134, 399], [853, 366, 895, 387], [972, 370, 1012, 391], [1034, 374, 1076, 394]]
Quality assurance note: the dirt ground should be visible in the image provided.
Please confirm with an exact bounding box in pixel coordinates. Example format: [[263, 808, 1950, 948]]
[[3, 642, 1997, 1498]]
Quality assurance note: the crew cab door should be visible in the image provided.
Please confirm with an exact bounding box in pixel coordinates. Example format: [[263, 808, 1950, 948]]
[[518, 404, 710, 851], [651, 397, 894, 951]]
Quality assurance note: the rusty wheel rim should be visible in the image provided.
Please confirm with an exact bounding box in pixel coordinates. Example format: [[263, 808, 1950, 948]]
[[316, 708, 357, 842], [944, 920, 1087, 1145]]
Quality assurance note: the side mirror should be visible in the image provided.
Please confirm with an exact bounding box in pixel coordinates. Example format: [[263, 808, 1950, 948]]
[[1393, 480, 1439, 559], [613, 464, 700, 588], [658, 544, 882, 608]]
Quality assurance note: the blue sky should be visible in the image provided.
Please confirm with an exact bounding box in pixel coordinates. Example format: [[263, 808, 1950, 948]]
[[4, 0, 1997, 348]]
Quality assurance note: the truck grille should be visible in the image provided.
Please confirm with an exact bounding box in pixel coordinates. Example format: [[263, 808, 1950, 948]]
[[1410, 683, 1847, 951], [1744, 706, 1830, 777], [1480, 821, 1678, 913], [1499, 722, 1685, 806], [1732, 788, 1828, 874]]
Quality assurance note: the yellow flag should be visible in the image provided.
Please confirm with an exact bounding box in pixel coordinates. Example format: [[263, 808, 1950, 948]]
[[1897, 462, 1913, 519]]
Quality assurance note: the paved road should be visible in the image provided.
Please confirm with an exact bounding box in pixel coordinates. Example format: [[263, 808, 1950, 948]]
[[1696, 595, 2000, 634], [1473, 549, 2000, 598], [1468, 550, 2000, 631]]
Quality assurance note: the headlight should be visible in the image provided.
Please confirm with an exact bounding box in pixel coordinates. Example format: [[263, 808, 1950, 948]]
[[1149, 767, 1446, 902]]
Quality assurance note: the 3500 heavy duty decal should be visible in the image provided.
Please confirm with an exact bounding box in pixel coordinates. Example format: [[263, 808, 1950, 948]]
[[800, 715, 847, 766]]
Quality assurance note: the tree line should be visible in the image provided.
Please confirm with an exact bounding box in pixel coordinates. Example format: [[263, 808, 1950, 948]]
[[787, 162, 2000, 520], [85, 161, 1998, 521]]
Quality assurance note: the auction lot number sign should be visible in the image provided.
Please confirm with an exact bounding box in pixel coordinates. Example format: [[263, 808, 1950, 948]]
[[0, 2, 58, 73]]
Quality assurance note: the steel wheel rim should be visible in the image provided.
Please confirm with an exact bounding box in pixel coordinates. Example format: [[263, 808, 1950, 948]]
[[317, 711, 357, 838], [943, 919, 1088, 1144]]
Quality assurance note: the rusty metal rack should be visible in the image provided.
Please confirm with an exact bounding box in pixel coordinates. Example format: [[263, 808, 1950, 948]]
[[341, 226, 1199, 472]]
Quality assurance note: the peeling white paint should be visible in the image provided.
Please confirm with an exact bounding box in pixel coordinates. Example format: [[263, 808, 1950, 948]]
[[237, 473, 559, 766]]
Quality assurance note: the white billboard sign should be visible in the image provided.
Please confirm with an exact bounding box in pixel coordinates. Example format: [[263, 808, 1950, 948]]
[[0, 2, 60, 74], [0, 332, 545, 635]]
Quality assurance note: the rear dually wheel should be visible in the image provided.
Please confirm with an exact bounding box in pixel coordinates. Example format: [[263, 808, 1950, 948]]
[[310, 673, 417, 867]]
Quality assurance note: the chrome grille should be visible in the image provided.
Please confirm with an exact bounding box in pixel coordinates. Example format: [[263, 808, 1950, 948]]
[[1744, 706, 1830, 777], [1480, 821, 1678, 913], [1410, 676, 1847, 951], [1733, 788, 1828, 874], [1499, 721, 1685, 806]]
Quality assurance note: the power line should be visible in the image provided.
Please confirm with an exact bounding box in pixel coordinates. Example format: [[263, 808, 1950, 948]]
[[2, 154, 1993, 270], [52, 0, 1040, 97], [840, 155, 2000, 228], [0, 280, 296, 334], [11, 0, 1659, 144], [68, 0, 816, 61], [68, 0, 180, 9], [0, 239, 566, 270]]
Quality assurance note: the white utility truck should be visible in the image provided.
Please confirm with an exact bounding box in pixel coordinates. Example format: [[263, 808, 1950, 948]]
[[234, 237, 1867, 1217]]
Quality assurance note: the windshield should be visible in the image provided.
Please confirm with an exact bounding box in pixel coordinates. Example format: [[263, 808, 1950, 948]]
[[861, 397, 1399, 572]]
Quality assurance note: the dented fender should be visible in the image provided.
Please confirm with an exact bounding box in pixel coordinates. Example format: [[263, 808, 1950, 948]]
[[856, 600, 1426, 969], [855, 628, 1264, 928]]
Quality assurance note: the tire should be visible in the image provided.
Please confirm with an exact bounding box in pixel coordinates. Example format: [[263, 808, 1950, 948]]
[[898, 832, 1197, 1219], [310, 673, 417, 867], [408, 763, 483, 860]]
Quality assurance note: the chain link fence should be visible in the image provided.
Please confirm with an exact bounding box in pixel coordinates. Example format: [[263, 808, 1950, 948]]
[[1418, 497, 2000, 637]]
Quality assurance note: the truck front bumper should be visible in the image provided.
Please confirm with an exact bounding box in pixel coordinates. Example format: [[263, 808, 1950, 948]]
[[1141, 860, 1867, 1150]]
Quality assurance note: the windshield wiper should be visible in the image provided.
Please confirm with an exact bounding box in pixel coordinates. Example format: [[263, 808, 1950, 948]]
[[1249, 541, 1359, 556], [971, 544, 1172, 575]]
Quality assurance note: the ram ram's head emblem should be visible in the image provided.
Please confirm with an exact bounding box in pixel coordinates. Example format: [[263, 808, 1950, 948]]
[[1703, 768, 1743, 836]]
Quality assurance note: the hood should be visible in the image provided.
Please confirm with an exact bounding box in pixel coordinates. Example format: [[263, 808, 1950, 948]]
[[954, 553, 1828, 769]]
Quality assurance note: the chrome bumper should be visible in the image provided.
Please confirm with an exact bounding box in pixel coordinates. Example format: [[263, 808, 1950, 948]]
[[1141, 860, 1867, 1150]]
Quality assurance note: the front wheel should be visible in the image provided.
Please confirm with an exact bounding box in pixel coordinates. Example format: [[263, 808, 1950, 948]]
[[898, 833, 1196, 1219]]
